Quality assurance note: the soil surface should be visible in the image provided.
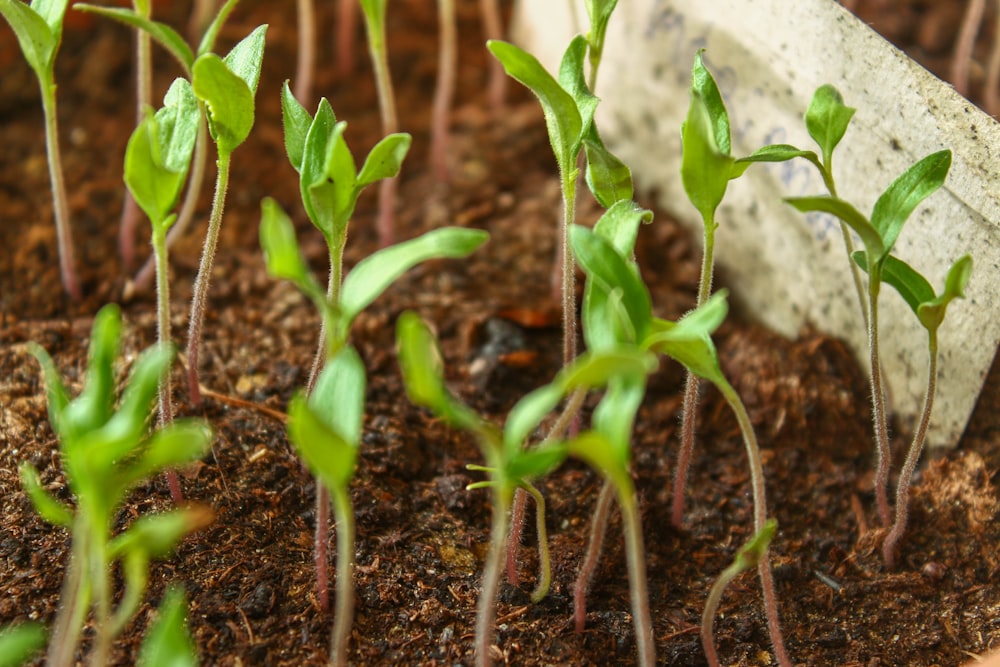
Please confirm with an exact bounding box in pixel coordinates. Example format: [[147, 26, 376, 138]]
[[2, 1, 999, 666]]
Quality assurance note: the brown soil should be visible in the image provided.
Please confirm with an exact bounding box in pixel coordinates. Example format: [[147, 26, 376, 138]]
[[2, 1, 999, 666]]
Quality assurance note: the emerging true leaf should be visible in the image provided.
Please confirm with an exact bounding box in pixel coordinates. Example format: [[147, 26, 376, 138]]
[[583, 124, 633, 207], [137, 586, 197, 667], [192, 53, 255, 154], [804, 84, 856, 167]]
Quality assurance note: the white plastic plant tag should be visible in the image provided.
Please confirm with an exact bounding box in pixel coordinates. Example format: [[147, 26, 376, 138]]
[[513, 0, 1000, 448]]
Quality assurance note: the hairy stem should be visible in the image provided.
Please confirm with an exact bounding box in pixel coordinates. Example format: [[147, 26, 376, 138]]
[[560, 175, 579, 370], [701, 555, 741, 667], [47, 518, 91, 667], [573, 478, 615, 633], [520, 482, 551, 602], [883, 336, 938, 568], [618, 487, 656, 667], [40, 80, 81, 301], [430, 0, 456, 182], [479, 0, 506, 109], [330, 485, 356, 666], [476, 486, 512, 667], [672, 218, 716, 527], [87, 520, 112, 667], [718, 380, 791, 667], [867, 279, 892, 527], [186, 148, 232, 406], [294, 0, 316, 106]]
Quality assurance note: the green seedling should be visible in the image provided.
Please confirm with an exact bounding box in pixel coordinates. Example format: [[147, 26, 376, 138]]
[[786, 149, 952, 527], [397, 310, 654, 667], [570, 222, 792, 667], [0, 623, 46, 667], [76, 0, 244, 295], [854, 252, 972, 567], [21, 304, 212, 667], [183, 23, 267, 404], [360, 0, 401, 247], [488, 35, 632, 371], [137, 585, 198, 667], [123, 77, 199, 500], [701, 519, 778, 667], [0, 0, 81, 300], [671, 51, 817, 529], [286, 348, 364, 667], [582, 0, 618, 90]]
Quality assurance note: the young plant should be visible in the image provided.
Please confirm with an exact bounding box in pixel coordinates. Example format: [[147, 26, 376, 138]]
[[396, 310, 654, 667], [671, 51, 818, 528], [136, 585, 199, 667], [0, 623, 45, 667], [20, 304, 212, 667], [487, 34, 632, 371], [123, 77, 200, 500], [854, 252, 972, 567], [701, 519, 778, 667], [359, 0, 400, 247], [75, 0, 244, 295], [569, 222, 792, 667], [785, 149, 953, 527], [0, 0, 81, 300]]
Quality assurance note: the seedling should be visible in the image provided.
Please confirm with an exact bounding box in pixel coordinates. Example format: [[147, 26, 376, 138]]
[[854, 252, 972, 567], [785, 148, 952, 527], [0, 623, 45, 667], [430, 0, 456, 181], [75, 0, 244, 296], [0, 0, 81, 299], [397, 310, 654, 667], [137, 585, 198, 667], [20, 304, 212, 667], [701, 520, 778, 667], [569, 220, 791, 667], [359, 0, 401, 247], [261, 89, 487, 657], [488, 35, 632, 371], [671, 52, 816, 528]]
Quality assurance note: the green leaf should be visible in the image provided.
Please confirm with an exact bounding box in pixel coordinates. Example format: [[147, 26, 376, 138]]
[[297, 103, 343, 236], [734, 144, 819, 172], [357, 133, 411, 187], [488, 39, 582, 177], [853, 251, 934, 317], [27, 342, 70, 438], [680, 87, 734, 221], [287, 390, 358, 491], [583, 124, 633, 207], [558, 35, 598, 138], [592, 373, 645, 465], [259, 198, 314, 288], [19, 461, 73, 527], [645, 291, 729, 384], [120, 420, 213, 490], [109, 506, 211, 560], [340, 228, 489, 327], [505, 444, 568, 483], [871, 150, 951, 258], [359, 0, 385, 29], [918, 254, 972, 333], [592, 199, 652, 257], [192, 53, 255, 154], [570, 224, 652, 343], [0, 0, 60, 77], [395, 312, 493, 438], [566, 430, 631, 490], [559, 347, 657, 392], [280, 80, 312, 173], [784, 195, 885, 260], [58, 304, 122, 441], [222, 24, 267, 96], [158, 78, 199, 173], [584, 0, 618, 68], [71, 5, 194, 72], [309, 346, 366, 446], [804, 84, 855, 167], [690, 51, 730, 155], [31, 0, 69, 35], [138, 586, 197, 667], [503, 383, 564, 454], [195, 0, 241, 57], [0, 622, 46, 667], [732, 518, 777, 571]]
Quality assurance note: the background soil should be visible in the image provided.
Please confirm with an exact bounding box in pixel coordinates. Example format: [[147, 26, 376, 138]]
[[1, 1, 999, 665]]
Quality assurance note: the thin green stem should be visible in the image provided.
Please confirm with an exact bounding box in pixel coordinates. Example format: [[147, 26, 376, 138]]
[[519, 482, 551, 603], [701, 558, 741, 667], [476, 485, 512, 667], [330, 485, 356, 667], [40, 80, 81, 301], [867, 278, 892, 527], [47, 517, 90, 667], [717, 381, 791, 667], [363, 5, 399, 247], [883, 335, 938, 568], [617, 486, 655, 667], [186, 148, 232, 406], [573, 478, 615, 633], [822, 163, 870, 336], [87, 518, 113, 667], [672, 217, 716, 527]]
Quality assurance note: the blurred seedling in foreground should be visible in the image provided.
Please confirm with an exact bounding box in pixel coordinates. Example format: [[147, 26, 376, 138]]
[[21, 304, 212, 667], [0, 0, 81, 299]]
